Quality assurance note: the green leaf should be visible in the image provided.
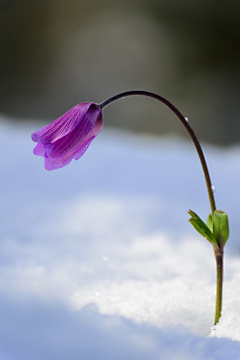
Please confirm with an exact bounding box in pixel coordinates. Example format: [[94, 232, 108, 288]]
[[188, 210, 219, 247], [213, 210, 229, 249], [207, 214, 213, 232]]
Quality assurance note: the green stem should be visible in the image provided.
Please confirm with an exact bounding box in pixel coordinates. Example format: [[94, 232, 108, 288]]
[[99, 90, 216, 216], [214, 247, 223, 325]]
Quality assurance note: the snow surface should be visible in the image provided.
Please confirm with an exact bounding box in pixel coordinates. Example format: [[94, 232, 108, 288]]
[[0, 118, 240, 359]]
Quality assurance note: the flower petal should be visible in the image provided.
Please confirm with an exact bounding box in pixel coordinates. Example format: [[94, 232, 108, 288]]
[[33, 143, 47, 157], [44, 154, 73, 171], [45, 105, 103, 159], [73, 136, 95, 160], [32, 102, 104, 170], [31, 103, 100, 144]]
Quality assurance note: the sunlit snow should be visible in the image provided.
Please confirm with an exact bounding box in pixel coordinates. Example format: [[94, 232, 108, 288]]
[[0, 118, 240, 359]]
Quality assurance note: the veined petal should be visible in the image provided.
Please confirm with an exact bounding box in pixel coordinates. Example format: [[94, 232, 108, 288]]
[[44, 154, 73, 171], [44, 137, 95, 171], [32, 102, 103, 170], [33, 143, 47, 157], [45, 109, 103, 159], [31, 103, 101, 144], [73, 137, 94, 160]]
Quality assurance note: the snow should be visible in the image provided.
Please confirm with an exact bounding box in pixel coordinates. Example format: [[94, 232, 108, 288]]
[[0, 118, 240, 359]]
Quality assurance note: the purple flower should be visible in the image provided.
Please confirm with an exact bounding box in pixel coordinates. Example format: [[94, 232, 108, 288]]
[[31, 103, 103, 170]]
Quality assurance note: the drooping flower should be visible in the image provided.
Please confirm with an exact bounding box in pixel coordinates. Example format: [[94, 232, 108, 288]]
[[31, 102, 103, 170]]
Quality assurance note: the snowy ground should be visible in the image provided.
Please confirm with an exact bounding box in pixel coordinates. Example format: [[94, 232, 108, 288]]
[[0, 117, 240, 359]]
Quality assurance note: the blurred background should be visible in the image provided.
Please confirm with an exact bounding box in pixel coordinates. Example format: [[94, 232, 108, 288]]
[[0, 0, 239, 145]]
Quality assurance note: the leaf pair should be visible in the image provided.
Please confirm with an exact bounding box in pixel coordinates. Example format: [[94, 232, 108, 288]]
[[188, 210, 229, 249]]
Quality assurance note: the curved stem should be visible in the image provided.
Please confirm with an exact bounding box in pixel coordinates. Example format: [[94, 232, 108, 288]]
[[99, 90, 216, 215]]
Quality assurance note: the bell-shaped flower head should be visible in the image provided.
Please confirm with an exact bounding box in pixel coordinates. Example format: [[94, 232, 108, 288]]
[[31, 102, 103, 170]]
